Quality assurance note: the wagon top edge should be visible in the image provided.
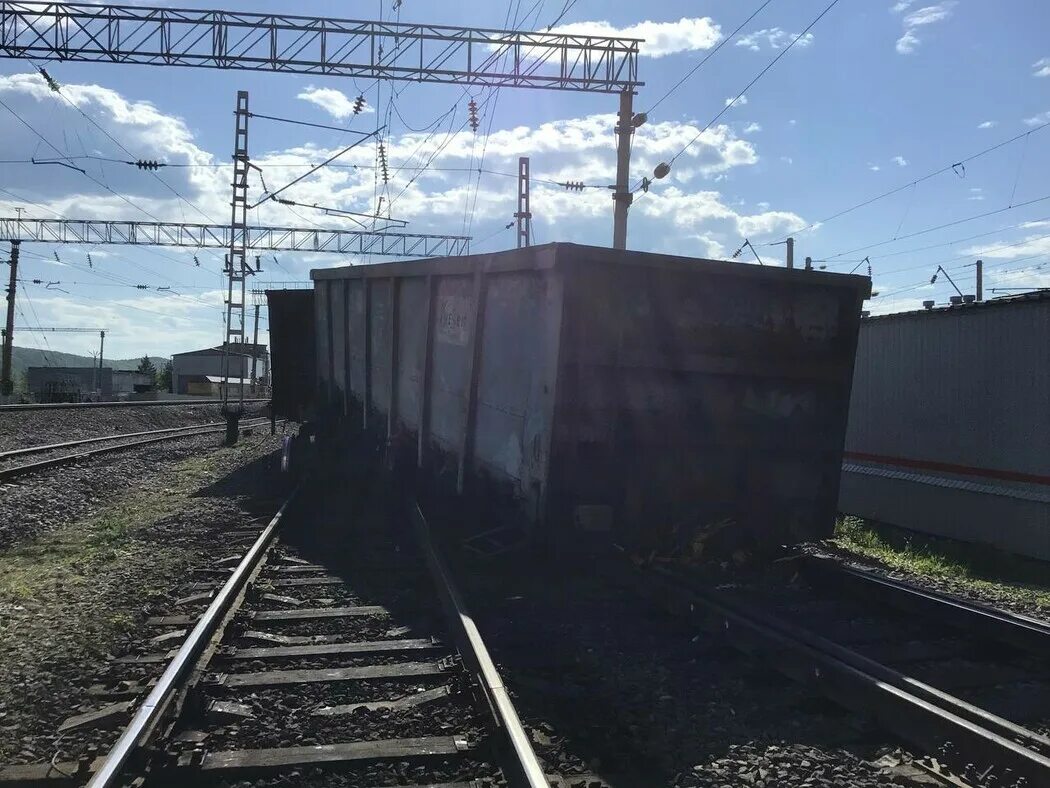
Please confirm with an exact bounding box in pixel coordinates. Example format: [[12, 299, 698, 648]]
[[307, 242, 872, 296]]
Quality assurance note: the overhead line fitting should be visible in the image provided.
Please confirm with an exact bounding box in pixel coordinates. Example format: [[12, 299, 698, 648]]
[[37, 67, 60, 92], [378, 142, 389, 184]]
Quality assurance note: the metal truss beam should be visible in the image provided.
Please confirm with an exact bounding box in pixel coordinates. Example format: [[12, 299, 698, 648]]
[[0, 2, 642, 93], [0, 217, 471, 258]]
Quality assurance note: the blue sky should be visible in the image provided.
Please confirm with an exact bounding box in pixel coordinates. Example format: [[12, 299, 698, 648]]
[[1, 0, 1049, 359]]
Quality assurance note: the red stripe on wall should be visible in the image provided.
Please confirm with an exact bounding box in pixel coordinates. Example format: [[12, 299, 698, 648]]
[[843, 451, 1050, 487]]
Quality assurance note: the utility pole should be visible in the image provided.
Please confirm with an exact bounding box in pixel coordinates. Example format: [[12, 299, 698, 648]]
[[222, 90, 251, 445], [1, 240, 20, 397], [976, 259, 983, 302], [515, 156, 531, 249], [250, 303, 260, 393], [612, 90, 635, 250], [785, 237, 794, 269]]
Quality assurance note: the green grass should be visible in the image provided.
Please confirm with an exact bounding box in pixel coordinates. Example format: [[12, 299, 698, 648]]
[[833, 516, 1050, 612]]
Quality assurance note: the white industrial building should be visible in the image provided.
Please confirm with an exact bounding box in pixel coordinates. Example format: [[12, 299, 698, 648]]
[[171, 343, 269, 396]]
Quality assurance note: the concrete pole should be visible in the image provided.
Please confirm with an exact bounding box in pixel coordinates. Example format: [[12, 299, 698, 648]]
[[1, 241, 20, 397], [515, 156, 531, 249], [976, 259, 983, 302], [786, 237, 794, 269], [98, 330, 105, 396], [612, 90, 635, 250]]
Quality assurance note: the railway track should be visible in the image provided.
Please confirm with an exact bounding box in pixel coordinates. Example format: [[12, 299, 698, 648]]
[[628, 551, 1050, 786], [0, 484, 549, 787], [0, 399, 270, 412], [0, 418, 272, 483]]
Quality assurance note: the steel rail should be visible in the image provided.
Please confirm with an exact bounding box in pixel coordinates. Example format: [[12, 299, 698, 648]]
[[86, 487, 300, 788], [411, 503, 548, 788], [630, 562, 1050, 785], [803, 554, 1050, 656], [0, 398, 269, 412], [0, 418, 270, 482], [0, 419, 238, 460]]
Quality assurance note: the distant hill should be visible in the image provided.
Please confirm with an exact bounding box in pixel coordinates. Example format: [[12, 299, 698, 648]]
[[10, 346, 168, 380]]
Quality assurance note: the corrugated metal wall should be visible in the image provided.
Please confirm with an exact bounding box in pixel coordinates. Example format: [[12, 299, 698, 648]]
[[840, 297, 1050, 560]]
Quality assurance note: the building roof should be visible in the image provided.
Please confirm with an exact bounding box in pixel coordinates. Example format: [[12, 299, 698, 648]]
[[865, 290, 1050, 323], [172, 343, 266, 359]]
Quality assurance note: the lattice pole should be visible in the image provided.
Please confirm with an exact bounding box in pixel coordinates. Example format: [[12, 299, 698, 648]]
[[222, 90, 251, 443]]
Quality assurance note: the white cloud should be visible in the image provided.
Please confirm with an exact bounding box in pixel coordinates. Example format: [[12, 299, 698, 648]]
[[636, 186, 805, 242], [977, 120, 996, 129], [788, 119, 797, 126], [968, 187, 984, 201], [1033, 58, 1050, 78], [725, 94, 748, 107], [895, 2, 955, 55], [742, 122, 762, 134], [296, 86, 374, 120], [1025, 110, 1050, 127], [735, 28, 814, 52], [891, 1, 915, 12], [964, 233, 1050, 260], [892, 155, 908, 166], [868, 163, 881, 172], [0, 72, 811, 353], [550, 17, 721, 58], [780, 156, 793, 165]]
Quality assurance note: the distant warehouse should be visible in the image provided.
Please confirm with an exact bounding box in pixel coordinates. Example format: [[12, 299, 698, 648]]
[[171, 343, 269, 396], [27, 367, 153, 402], [839, 292, 1050, 561]]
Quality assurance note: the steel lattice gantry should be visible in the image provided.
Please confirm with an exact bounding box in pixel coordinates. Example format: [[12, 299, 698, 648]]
[[0, 218, 471, 257], [0, 2, 641, 92]]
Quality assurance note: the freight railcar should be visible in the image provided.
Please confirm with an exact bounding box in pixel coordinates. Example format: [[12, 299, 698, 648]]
[[302, 243, 869, 552]]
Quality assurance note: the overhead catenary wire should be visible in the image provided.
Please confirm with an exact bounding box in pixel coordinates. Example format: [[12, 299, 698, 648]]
[[644, 0, 777, 116], [641, 0, 842, 191], [818, 193, 1050, 261], [772, 120, 1050, 243], [27, 63, 222, 230]]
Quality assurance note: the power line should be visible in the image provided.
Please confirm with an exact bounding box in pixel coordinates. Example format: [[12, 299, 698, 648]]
[[773, 120, 1050, 242], [819, 193, 1050, 261], [645, 0, 776, 115], [654, 0, 842, 181], [29, 63, 221, 228]]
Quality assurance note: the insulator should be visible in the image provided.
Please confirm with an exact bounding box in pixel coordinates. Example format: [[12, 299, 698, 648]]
[[38, 67, 60, 92], [87, 254, 93, 268], [193, 255, 200, 267], [563, 181, 584, 192], [468, 99, 479, 132], [135, 159, 162, 171], [353, 96, 366, 114], [53, 251, 60, 262], [136, 284, 149, 289]]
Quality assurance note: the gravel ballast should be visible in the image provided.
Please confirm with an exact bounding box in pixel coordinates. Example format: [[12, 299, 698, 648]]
[[447, 548, 916, 788], [0, 401, 268, 453], [0, 431, 291, 765]]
